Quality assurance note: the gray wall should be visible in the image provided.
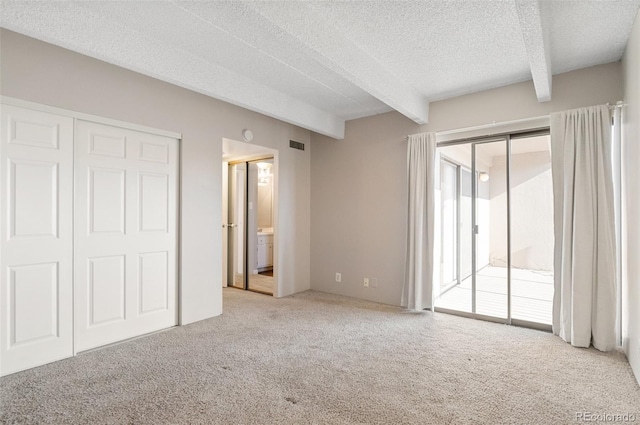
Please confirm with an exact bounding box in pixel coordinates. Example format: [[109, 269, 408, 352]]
[[310, 61, 623, 306], [622, 10, 640, 385], [0, 29, 311, 324]]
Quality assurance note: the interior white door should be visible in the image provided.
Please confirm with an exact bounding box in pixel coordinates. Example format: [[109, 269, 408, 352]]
[[74, 120, 178, 352], [0, 105, 74, 375]]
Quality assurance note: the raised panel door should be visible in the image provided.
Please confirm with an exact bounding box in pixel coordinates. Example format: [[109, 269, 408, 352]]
[[0, 105, 74, 376], [74, 120, 178, 352]]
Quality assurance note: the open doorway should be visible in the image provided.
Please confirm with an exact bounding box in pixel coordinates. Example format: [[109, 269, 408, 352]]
[[222, 139, 277, 296]]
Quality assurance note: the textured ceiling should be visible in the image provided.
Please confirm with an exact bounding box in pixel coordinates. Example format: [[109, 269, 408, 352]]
[[1, 1, 638, 139]]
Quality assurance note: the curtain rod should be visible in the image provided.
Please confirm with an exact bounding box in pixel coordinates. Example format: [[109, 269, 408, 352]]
[[412, 102, 623, 141], [435, 115, 549, 137], [607, 101, 626, 109], [436, 127, 550, 147]]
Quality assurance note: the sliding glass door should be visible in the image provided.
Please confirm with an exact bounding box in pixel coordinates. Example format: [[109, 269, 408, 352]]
[[436, 144, 474, 313], [435, 132, 553, 328], [473, 140, 508, 319], [509, 134, 554, 325], [440, 160, 458, 291]]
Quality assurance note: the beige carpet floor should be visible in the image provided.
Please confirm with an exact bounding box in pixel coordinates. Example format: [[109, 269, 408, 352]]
[[1, 288, 638, 424]]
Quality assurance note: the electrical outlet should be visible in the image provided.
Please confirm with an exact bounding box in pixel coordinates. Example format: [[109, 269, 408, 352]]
[[371, 278, 378, 288], [335, 273, 342, 283], [364, 278, 369, 287]]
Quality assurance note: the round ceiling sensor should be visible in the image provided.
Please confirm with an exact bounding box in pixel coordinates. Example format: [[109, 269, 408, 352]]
[[242, 129, 254, 142]]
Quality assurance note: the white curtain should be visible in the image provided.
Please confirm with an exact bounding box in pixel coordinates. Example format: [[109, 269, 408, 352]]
[[612, 104, 622, 346], [403, 132, 437, 311], [551, 105, 617, 351]]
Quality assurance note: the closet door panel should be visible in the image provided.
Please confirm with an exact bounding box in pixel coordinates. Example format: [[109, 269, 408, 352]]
[[0, 105, 74, 376], [74, 120, 178, 352]]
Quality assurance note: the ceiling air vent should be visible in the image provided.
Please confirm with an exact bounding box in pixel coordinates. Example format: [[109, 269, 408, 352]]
[[289, 140, 305, 151]]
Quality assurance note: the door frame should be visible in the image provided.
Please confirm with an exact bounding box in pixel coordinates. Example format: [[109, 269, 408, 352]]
[[222, 139, 279, 297]]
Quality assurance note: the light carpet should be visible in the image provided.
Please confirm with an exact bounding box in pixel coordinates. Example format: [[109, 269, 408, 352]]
[[1, 289, 638, 424]]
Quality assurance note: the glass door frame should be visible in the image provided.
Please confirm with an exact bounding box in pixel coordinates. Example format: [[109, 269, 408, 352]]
[[434, 128, 552, 332], [471, 138, 510, 320]]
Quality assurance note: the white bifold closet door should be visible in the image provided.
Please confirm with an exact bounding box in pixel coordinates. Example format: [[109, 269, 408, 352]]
[[74, 120, 178, 352], [0, 105, 74, 375]]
